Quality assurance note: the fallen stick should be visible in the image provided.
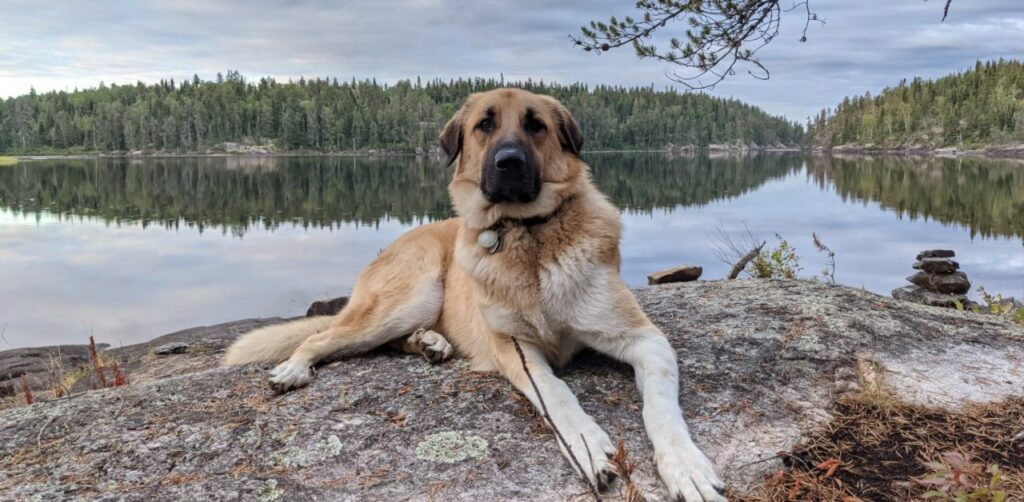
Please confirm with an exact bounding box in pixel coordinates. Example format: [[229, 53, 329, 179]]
[[728, 241, 766, 279]]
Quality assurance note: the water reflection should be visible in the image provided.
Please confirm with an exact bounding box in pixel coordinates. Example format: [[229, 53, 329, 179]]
[[1, 154, 1021, 239], [807, 155, 1024, 239], [0, 153, 1021, 348]]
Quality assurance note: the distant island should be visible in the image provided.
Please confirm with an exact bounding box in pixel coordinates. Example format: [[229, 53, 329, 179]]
[[0, 73, 802, 156], [808, 59, 1024, 155]]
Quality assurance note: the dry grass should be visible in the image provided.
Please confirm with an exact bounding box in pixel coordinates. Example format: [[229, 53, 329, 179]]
[[610, 439, 644, 502], [736, 394, 1024, 501]]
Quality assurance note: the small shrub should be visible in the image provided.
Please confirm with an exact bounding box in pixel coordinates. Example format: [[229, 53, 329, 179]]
[[750, 234, 802, 280], [977, 287, 1023, 325]]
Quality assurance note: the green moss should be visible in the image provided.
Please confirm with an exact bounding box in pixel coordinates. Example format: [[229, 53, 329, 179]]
[[415, 431, 489, 464]]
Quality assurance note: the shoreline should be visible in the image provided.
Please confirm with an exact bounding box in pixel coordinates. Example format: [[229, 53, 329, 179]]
[[8, 144, 1024, 161], [817, 144, 1024, 160], [10, 147, 803, 161]]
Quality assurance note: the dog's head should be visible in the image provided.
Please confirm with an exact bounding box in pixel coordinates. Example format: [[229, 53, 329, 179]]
[[442, 88, 585, 228]]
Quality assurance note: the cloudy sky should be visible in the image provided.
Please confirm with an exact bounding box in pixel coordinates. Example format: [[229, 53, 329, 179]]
[[2, 0, 1022, 121]]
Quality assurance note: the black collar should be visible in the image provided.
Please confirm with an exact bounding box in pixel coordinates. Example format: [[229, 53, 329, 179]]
[[494, 213, 552, 229], [489, 195, 575, 231]]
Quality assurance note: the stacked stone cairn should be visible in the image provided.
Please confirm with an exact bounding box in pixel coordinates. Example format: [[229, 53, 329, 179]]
[[891, 249, 974, 308]]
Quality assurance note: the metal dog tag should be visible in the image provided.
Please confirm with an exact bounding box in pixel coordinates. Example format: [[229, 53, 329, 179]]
[[478, 229, 501, 254]]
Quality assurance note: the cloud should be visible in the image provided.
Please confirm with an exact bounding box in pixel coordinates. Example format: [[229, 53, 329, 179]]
[[1, 0, 1022, 120]]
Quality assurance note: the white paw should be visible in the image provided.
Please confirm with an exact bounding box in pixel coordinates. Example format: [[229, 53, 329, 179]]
[[559, 421, 618, 491], [410, 329, 453, 364], [268, 360, 313, 393], [656, 444, 726, 502]]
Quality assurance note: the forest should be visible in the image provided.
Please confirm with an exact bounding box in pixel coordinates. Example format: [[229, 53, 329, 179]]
[[0, 73, 803, 155], [807, 59, 1024, 149]]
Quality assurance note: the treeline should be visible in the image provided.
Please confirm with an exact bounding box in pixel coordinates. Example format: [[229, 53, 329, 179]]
[[0, 72, 803, 154], [807, 59, 1024, 149]]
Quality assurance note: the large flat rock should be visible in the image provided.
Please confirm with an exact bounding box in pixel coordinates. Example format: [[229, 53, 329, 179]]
[[1, 280, 1021, 501]]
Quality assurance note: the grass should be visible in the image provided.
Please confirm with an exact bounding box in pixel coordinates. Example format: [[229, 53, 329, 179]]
[[0, 156, 18, 166]]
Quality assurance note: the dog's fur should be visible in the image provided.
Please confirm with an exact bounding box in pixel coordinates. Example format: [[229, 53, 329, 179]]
[[224, 89, 725, 501]]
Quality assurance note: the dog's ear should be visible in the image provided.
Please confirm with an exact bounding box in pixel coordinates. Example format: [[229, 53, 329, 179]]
[[546, 99, 584, 156], [439, 111, 463, 167], [440, 95, 477, 167]]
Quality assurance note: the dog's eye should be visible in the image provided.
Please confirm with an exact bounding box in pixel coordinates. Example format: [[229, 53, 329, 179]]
[[477, 118, 495, 133], [524, 118, 546, 134]]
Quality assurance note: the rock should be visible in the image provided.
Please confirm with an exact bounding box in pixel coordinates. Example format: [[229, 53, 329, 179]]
[[891, 285, 973, 309], [0, 344, 104, 396], [915, 249, 955, 260], [912, 258, 959, 274], [1, 280, 1022, 501], [306, 296, 349, 317], [152, 342, 190, 355], [907, 271, 971, 294], [647, 265, 703, 285]]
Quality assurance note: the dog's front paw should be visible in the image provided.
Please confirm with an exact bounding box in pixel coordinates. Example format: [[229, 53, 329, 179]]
[[268, 360, 313, 393], [561, 423, 618, 492], [410, 329, 453, 364], [657, 445, 726, 502]]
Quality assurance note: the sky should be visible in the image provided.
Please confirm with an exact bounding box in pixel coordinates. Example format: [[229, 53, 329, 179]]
[[1, 0, 1023, 121]]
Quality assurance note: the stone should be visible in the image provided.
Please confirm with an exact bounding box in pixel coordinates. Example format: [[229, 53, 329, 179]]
[[915, 249, 955, 260], [2, 280, 1022, 500], [907, 271, 971, 294], [891, 285, 973, 309], [912, 258, 959, 274], [152, 342, 190, 355], [0, 344, 103, 396], [306, 296, 349, 317], [647, 265, 703, 285]]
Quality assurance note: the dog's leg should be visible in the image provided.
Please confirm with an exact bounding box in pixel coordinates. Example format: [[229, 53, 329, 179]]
[[269, 276, 444, 392], [492, 336, 618, 491], [575, 281, 725, 502]]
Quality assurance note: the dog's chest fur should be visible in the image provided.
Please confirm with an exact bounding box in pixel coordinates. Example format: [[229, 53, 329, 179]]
[[455, 194, 622, 344]]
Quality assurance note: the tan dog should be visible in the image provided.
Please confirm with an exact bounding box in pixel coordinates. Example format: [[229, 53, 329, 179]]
[[224, 88, 725, 501]]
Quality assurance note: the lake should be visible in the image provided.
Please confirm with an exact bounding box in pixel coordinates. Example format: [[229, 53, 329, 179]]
[[0, 153, 1021, 349]]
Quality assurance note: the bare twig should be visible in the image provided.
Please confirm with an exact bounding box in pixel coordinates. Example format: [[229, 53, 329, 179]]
[[942, 0, 953, 21], [0, 321, 9, 345], [511, 338, 601, 500], [728, 241, 766, 279]]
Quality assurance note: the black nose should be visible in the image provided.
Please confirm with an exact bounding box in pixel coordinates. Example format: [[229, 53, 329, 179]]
[[494, 147, 526, 171]]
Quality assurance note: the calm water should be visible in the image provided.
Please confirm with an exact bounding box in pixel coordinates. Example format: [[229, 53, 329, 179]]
[[1, 153, 1021, 348]]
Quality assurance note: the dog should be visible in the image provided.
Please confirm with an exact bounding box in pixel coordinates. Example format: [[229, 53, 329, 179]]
[[224, 88, 725, 501]]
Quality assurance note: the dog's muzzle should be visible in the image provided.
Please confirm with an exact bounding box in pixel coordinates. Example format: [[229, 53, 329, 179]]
[[481, 142, 541, 203]]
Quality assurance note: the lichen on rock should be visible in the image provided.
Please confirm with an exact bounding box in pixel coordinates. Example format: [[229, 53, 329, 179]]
[[415, 431, 490, 463], [258, 479, 284, 502]]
